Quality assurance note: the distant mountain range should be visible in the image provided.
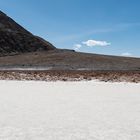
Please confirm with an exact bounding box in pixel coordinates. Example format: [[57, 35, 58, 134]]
[[0, 10, 140, 71]]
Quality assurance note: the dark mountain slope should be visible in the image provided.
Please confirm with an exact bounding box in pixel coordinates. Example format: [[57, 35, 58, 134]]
[[0, 11, 55, 56]]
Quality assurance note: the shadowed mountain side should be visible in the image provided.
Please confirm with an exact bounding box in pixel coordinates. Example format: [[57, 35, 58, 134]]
[[0, 11, 55, 56]]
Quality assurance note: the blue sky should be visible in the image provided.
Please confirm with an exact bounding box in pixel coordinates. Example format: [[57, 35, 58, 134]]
[[1, 0, 140, 57]]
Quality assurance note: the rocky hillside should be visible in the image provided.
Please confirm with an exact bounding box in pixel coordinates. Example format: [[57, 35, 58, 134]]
[[0, 11, 55, 56]]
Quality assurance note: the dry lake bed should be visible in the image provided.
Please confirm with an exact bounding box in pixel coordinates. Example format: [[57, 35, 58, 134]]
[[0, 81, 140, 140]]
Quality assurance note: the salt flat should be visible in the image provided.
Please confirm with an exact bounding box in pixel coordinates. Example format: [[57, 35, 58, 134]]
[[0, 81, 140, 140]]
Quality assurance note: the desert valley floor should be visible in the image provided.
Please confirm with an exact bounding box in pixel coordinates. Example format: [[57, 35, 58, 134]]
[[0, 81, 140, 140]]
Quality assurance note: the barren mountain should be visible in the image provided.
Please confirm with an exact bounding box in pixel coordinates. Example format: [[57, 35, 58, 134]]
[[0, 10, 140, 71], [0, 11, 55, 56]]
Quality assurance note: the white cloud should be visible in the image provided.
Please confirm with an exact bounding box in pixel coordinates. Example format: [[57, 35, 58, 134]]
[[121, 52, 132, 57], [73, 44, 82, 51], [82, 40, 111, 47]]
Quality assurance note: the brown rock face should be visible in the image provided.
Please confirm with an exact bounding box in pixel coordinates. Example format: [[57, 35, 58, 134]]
[[0, 11, 56, 56]]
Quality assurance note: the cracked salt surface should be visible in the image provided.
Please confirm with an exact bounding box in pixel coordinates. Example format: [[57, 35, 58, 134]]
[[0, 81, 140, 140]]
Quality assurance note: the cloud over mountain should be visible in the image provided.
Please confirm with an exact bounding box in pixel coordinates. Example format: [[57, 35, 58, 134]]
[[121, 52, 132, 57], [82, 40, 111, 47], [73, 44, 82, 51], [73, 39, 111, 51]]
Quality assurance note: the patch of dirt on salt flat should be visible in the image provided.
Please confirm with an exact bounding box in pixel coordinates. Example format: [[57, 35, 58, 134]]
[[0, 70, 140, 83]]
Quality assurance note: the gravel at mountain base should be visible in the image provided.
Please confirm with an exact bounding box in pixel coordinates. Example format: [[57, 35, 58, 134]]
[[0, 70, 140, 83]]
